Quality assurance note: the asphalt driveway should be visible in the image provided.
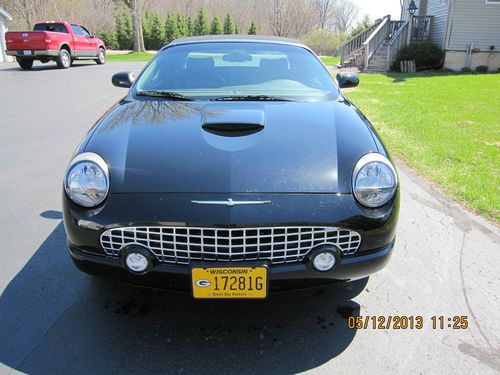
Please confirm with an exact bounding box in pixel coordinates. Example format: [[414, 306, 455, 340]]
[[0, 61, 498, 374]]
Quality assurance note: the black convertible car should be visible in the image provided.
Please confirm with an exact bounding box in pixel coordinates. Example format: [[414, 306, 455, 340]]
[[63, 35, 399, 299]]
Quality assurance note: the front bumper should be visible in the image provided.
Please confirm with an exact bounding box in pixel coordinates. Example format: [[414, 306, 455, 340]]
[[63, 192, 399, 292], [69, 240, 394, 292]]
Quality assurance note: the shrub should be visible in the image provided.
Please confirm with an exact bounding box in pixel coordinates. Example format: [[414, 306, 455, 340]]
[[115, 6, 133, 50], [248, 21, 258, 35], [461, 66, 473, 74], [395, 41, 444, 70], [475, 65, 489, 73], [300, 29, 343, 56], [143, 12, 166, 50], [97, 31, 118, 50]]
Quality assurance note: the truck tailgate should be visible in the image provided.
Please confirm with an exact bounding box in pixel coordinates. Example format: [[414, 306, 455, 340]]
[[6, 31, 52, 50]]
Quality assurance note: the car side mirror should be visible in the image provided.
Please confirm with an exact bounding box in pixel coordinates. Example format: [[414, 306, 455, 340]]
[[90, 32, 95, 38], [337, 72, 359, 89], [112, 71, 135, 88]]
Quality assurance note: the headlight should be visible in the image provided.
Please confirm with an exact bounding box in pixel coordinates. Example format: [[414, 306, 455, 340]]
[[352, 153, 397, 208], [64, 152, 109, 207]]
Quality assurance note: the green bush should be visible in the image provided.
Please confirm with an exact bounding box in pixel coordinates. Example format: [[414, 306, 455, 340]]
[[97, 31, 118, 50], [395, 42, 444, 70], [115, 6, 133, 50], [475, 65, 489, 73], [248, 21, 258, 35], [300, 28, 342, 56], [461, 66, 473, 74], [143, 12, 165, 50]]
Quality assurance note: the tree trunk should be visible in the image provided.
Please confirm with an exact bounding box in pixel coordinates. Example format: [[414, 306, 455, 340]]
[[130, 0, 145, 52]]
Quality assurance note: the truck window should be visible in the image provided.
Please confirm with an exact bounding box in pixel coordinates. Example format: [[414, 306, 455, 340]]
[[34, 23, 68, 33], [71, 25, 90, 37]]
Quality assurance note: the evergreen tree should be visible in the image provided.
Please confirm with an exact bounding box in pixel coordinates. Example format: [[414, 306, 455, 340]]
[[210, 16, 222, 35], [234, 23, 240, 34], [248, 21, 257, 35], [98, 31, 118, 50], [165, 13, 180, 43], [186, 15, 193, 36], [143, 12, 166, 50], [176, 13, 188, 37], [115, 7, 133, 50], [193, 8, 209, 36], [223, 13, 233, 34]]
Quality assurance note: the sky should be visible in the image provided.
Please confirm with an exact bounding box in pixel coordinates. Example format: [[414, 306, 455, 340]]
[[354, 0, 403, 22]]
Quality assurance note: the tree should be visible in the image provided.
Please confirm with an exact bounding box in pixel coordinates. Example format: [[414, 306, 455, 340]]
[[332, 0, 359, 35], [269, 0, 291, 37], [165, 13, 180, 43], [98, 31, 119, 50], [234, 23, 240, 34], [176, 13, 188, 37], [186, 15, 193, 36], [9, 0, 49, 29], [143, 11, 165, 49], [248, 21, 258, 35], [193, 8, 209, 36], [210, 16, 222, 35], [125, 0, 145, 52], [115, 6, 133, 50], [223, 13, 234, 34], [350, 15, 371, 37], [313, 0, 336, 29]]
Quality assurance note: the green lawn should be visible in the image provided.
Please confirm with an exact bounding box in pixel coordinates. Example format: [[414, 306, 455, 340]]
[[106, 52, 155, 62], [320, 56, 340, 66], [345, 73, 500, 222]]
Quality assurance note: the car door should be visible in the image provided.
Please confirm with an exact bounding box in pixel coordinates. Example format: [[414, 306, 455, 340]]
[[80, 25, 98, 56], [70, 24, 87, 56]]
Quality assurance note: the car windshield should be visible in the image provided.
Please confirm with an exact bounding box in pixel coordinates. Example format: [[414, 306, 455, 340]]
[[134, 42, 338, 101]]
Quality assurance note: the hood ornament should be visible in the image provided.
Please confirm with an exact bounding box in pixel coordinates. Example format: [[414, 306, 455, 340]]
[[191, 199, 271, 207]]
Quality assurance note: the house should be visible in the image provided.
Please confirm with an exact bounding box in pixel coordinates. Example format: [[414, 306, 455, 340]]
[[403, 0, 500, 70], [338, 0, 500, 72], [0, 6, 13, 63]]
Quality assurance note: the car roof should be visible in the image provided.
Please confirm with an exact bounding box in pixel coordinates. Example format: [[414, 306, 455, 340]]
[[165, 35, 309, 49]]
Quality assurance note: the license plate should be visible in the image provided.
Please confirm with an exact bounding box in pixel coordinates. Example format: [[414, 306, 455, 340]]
[[23, 50, 32, 55], [191, 266, 268, 299]]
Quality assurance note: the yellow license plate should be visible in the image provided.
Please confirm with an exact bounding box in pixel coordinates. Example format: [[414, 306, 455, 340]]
[[191, 266, 268, 299]]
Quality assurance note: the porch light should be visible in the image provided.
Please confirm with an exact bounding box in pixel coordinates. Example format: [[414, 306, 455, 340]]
[[407, 0, 418, 15]]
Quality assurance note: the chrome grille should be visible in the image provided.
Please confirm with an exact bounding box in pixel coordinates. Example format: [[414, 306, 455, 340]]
[[100, 226, 362, 265]]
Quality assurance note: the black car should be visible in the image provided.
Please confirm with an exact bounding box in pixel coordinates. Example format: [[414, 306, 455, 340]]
[[63, 35, 399, 299]]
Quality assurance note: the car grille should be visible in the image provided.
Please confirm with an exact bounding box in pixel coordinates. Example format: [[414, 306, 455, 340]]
[[100, 226, 362, 265]]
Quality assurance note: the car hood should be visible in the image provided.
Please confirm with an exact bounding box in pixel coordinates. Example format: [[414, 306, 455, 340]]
[[85, 99, 378, 194]]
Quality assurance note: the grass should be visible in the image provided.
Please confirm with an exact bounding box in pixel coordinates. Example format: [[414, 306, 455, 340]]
[[320, 56, 340, 66], [106, 52, 155, 62], [345, 72, 500, 222]]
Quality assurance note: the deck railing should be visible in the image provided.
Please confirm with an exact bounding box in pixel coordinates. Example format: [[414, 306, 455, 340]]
[[362, 16, 391, 69], [337, 16, 386, 67], [386, 20, 410, 71], [411, 16, 432, 41]]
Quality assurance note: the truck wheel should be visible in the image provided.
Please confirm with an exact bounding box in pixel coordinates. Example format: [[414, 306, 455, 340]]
[[95, 47, 105, 65], [17, 59, 33, 70], [56, 49, 71, 69]]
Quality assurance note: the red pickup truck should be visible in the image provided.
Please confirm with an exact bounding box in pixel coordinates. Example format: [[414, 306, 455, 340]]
[[5, 21, 106, 70]]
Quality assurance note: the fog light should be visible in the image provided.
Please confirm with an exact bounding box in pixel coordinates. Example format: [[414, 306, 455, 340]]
[[313, 252, 336, 272], [125, 252, 149, 273]]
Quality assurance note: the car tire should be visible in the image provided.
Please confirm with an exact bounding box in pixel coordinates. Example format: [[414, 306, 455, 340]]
[[95, 47, 105, 65], [17, 59, 33, 70], [56, 48, 71, 69]]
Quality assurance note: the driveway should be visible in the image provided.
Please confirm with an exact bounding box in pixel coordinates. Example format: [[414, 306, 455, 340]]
[[0, 61, 498, 374]]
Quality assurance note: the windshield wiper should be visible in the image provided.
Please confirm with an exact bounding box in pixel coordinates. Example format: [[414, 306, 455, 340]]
[[136, 90, 195, 101], [210, 95, 296, 102]]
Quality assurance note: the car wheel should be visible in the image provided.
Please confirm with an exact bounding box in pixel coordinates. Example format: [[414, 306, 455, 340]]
[[95, 47, 105, 65], [56, 48, 71, 69], [17, 59, 33, 70]]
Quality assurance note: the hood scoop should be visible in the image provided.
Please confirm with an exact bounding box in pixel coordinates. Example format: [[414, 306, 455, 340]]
[[202, 105, 265, 137]]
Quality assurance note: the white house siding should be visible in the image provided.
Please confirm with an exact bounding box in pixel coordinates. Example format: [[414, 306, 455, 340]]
[[447, 0, 500, 51], [426, 0, 450, 48]]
